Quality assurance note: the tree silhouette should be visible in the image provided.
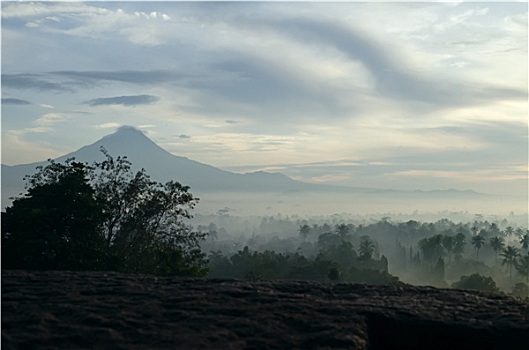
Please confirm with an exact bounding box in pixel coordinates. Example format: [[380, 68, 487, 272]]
[[452, 273, 499, 293], [453, 232, 466, 262], [471, 235, 485, 262], [2, 161, 105, 270], [335, 224, 349, 238], [418, 234, 444, 267], [441, 235, 455, 264], [298, 224, 311, 240], [504, 226, 514, 238], [501, 245, 520, 281], [515, 253, 529, 283], [489, 236, 505, 264], [514, 227, 525, 239], [520, 234, 529, 252], [470, 223, 479, 236], [488, 223, 501, 238], [358, 236, 376, 260], [2, 149, 207, 276]]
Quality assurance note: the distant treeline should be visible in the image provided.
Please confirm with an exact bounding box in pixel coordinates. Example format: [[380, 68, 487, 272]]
[[200, 216, 529, 298]]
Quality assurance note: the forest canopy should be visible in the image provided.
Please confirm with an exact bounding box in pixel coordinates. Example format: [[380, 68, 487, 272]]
[[1, 148, 208, 276]]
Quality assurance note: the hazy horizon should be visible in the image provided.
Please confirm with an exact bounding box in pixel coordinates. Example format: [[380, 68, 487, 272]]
[[2, 2, 528, 205]]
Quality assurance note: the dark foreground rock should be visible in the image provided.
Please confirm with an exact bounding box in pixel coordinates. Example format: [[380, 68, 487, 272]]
[[2, 271, 528, 349]]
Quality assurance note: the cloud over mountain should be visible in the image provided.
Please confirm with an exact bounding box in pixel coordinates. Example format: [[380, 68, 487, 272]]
[[4, 126, 516, 216], [1, 2, 527, 203]]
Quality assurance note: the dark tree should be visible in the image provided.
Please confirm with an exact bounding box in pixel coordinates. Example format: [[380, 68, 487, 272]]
[[335, 224, 349, 238], [453, 232, 466, 261], [2, 149, 207, 276], [441, 235, 455, 264], [489, 236, 505, 264], [471, 235, 485, 262], [358, 236, 376, 260], [500, 245, 520, 280], [298, 224, 311, 240], [452, 273, 499, 293], [2, 161, 105, 270], [418, 234, 443, 267], [520, 234, 529, 252], [515, 253, 529, 283]]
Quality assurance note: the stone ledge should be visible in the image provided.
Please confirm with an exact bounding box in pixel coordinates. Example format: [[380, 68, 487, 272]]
[[2, 271, 528, 349]]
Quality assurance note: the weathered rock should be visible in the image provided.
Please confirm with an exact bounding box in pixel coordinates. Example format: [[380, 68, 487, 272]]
[[2, 271, 528, 349]]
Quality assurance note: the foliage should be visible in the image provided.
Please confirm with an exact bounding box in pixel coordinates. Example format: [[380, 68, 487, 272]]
[[358, 236, 376, 260], [298, 224, 311, 240], [208, 241, 400, 285], [418, 234, 443, 266], [489, 236, 505, 263], [515, 252, 529, 283], [452, 232, 466, 261], [2, 148, 207, 276], [452, 273, 499, 293], [520, 234, 529, 252], [471, 235, 485, 261], [202, 214, 527, 290], [2, 162, 105, 270], [500, 245, 520, 280]]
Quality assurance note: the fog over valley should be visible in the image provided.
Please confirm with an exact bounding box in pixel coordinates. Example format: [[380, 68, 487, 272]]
[[3, 126, 527, 219], [2, 1, 529, 314]]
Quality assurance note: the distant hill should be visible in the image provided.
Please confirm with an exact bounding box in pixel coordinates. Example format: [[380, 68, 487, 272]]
[[1, 126, 492, 214], [1, 126, 356, 207]]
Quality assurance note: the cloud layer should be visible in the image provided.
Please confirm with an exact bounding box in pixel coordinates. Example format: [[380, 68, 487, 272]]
[[84, 95, 159, 107], [1, 1, 527, 199]]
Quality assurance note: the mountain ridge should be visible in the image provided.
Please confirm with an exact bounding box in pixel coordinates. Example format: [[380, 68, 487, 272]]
[[1, 126, 490, 213], [1, 127, 353, 206]]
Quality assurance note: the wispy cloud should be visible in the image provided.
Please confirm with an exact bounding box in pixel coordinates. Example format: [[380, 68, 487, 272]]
[[53, 70, 177, 85], [1, 98, 31, 105], [2, 2, 172, 46], [94, 122, 122, 130], [393, 168, 528, 183], [2, 74, 72, 92], [83, 94, 159, 107], [1, 2, 526, 198], [33, 113, 69, 128], [260, 17, 526, 108]]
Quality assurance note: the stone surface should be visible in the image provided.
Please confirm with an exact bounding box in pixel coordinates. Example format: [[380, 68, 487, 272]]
[[2, 270, 528, 349]]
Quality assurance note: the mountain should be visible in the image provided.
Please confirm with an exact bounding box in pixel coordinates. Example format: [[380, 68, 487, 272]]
[[2, 126, 498, 215], [0, 126, 355, 208], [57, 126, 354, 192]]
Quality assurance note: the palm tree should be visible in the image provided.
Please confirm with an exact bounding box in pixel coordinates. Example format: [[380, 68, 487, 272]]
[[500, 245, 520, 280], [418, 234, 444, 267], [453, 232, 466, 261], [514, 227, 525, 239], [504, 226, 514, 238], [471, 235, 485, 262], [335, 224, 349, 238], [358, 235, 376, 260], [489, 236, 505, 264], [442, 235, 455, 264], [520, 234, 529, 252], [298, 224, 311, 240], [488, 223, 500, 237], [515, 253, 529, 283]]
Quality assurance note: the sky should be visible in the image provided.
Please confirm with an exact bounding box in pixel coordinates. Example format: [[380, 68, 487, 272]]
[[1, 1, 528, 198]]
